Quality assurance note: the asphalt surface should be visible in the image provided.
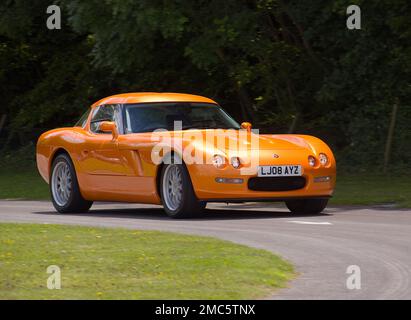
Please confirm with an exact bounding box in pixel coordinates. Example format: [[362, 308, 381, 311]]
[[0, 200, 410, 300]]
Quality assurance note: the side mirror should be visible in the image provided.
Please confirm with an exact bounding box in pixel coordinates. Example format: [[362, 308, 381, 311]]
[[241, 122, 252, 132], [99, 121, 118, 139]]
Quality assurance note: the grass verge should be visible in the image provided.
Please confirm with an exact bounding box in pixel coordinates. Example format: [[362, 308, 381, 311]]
[[0, 223, 294, 299], [0, 169, 49, 200], [331, 174, 411, 207]]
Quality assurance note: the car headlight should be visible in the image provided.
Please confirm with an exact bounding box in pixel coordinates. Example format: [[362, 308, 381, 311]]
[[212, 155, 226, 168], [319, 153, 328, 166], [308, 155, 316, 167], [231, 157, 241, 169]]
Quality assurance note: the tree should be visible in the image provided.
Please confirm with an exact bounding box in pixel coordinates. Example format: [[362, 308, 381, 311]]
[[0, 0, 410, 171]]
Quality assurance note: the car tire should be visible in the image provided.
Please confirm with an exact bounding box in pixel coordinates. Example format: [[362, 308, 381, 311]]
[[160, 159, 206, 218], [285, 198, 328, 214], [50, 153, 93, 213]]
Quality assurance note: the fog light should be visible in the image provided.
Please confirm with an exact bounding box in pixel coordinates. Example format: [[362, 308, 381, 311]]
[[215, 177, 244, 184], [314, 176, 331, 183], [319, 153, 329, 166], [308, 156, 316, 167], [231, 157, 241, 168], [212, 155, 226, 168]]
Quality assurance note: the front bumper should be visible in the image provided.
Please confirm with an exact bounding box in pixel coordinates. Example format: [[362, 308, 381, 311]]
[[188, 164, 336, 201]]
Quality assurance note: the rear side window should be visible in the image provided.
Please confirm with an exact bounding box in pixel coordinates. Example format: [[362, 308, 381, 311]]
[[90, 105, 120, 133]]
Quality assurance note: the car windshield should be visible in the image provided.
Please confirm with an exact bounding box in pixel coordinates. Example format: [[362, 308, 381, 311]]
[[124, 103, 240, 133], [74, 109, 91, 128]]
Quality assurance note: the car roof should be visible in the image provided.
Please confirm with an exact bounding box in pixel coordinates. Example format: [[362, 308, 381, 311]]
[[91, 92, 217, 108]]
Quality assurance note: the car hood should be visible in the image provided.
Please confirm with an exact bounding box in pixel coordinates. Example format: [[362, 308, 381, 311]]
[[120, 130, 312, 152], [224, 133, 310, 151]]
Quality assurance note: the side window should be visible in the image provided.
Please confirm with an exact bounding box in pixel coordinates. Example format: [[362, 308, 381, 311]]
[[90, 105, 119, 133]]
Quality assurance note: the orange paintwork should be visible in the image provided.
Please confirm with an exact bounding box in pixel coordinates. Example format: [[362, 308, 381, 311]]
[[36, 92, 336, 204], [91, 92, 216, 108]]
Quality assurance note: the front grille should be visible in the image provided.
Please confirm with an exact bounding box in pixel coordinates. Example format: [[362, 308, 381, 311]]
[[248, 176, 306, 191]]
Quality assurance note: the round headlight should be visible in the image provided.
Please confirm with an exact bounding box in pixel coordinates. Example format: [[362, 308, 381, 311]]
[[212, 155, 226, 168], [231, 157, 241, 169], [308, 156, 316, 167], [319, 153, 328, 166]]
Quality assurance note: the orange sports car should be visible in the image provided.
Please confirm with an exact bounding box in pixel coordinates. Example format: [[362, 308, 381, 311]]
[[36, 92, 336, 218]]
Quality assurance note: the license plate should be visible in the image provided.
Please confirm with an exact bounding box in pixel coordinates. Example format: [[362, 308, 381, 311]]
[[258, 165, 302, 177]]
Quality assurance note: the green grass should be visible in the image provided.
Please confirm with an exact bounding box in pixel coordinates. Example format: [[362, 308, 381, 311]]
[[331, 174, 411, 207], [0, 149, 49, 200], [0, 163, 410, 207], [0, 223, 295, 300], [0, 169, 49, 200]]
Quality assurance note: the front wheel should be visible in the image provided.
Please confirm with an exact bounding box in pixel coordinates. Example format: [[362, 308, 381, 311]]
[[160, 162, 206, 218], [285, 198, 328, 214], [50, 153, 93, 213]]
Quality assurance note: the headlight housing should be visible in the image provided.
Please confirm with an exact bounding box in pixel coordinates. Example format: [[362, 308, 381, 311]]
[[231, 157, 241, 169], [319, 153, 329, 166], [212, 155, 226, 168], [308, 155, 316, 167]]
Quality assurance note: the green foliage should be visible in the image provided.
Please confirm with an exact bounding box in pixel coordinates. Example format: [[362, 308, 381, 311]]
[[0, 0, 119, 148], [0, 0, 410, 171]]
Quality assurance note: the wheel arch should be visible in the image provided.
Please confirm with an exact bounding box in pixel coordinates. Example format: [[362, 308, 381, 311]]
[[155, 150, 192, 200], [48, 147, 90, 201], [49, 148, 71, 173], [48, 148, 79, 184]]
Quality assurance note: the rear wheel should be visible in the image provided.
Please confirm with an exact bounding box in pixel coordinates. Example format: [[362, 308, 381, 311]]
[[285, 198, 328, 214], [50, 153, 93, 213], [160, 160, 206, 218]]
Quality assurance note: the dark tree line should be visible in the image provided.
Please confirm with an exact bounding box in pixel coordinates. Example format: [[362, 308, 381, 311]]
[[0, 0, 410, 172]]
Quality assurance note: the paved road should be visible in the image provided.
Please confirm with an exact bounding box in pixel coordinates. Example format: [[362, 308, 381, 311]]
[[0, 200, 410, 299]]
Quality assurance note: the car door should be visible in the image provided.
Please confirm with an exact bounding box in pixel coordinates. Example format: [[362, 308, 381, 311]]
[[80, 104, 127, 193]]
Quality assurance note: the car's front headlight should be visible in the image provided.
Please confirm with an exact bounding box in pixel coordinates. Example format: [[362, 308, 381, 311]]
[[230, 157, 241, 169], [319, 153, 329, 166], [212, 155, 226, 168], [308, 155, 316, 167]]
